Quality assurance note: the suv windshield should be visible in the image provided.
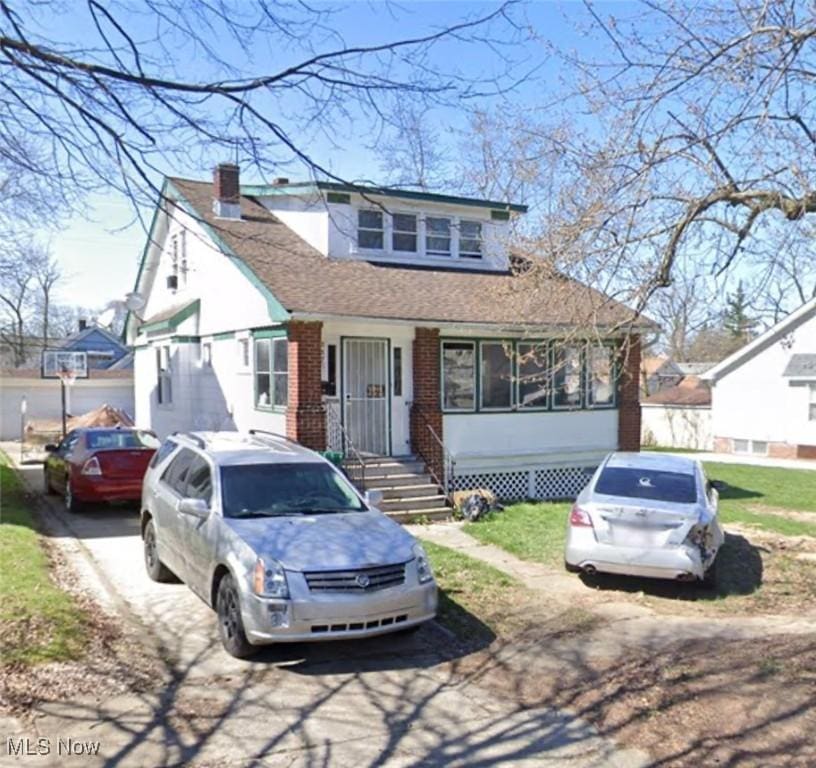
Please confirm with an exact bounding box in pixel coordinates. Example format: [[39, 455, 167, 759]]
[[595, 467, 697, 504], [220, 463, 367, 518]]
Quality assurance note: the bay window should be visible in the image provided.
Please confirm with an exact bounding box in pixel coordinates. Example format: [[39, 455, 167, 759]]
[[459, 220, 482, 258], [358, 210, 384, 250], [587, 346, 615, 407], [426, 217, 451, 256], [392, 213, 417, 252], [480, 341, 513, 410], [552, 344, 583, 409], [442, 341, 475, 411], [518, 342, 549, 409], [255, 337, 288, 409]]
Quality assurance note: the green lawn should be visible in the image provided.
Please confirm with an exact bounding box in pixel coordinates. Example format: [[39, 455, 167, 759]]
[[464, 462, 816, 568], [422, 539, 524, 643], [0, 454, 88, 664]]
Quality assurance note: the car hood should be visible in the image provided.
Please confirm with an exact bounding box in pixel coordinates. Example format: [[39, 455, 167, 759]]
[[222, 511, 416, 571]]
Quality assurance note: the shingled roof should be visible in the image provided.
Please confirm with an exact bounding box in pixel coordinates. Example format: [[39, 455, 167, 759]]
[[169, 177, 649, 330]]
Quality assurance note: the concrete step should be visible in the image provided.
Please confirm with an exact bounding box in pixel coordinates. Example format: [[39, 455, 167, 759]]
[[380, 495, 449, 512], [365, 461, 426, 477], [366, 473, 433, 489], [364, 454, 417, 466], [387, 508, 452, 524], [378, 484, 441, 500]]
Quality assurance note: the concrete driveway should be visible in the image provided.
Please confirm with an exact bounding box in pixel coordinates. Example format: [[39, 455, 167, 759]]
[[7, 457, 647, 768]]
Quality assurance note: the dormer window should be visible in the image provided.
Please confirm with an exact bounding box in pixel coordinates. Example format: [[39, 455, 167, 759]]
[[392, 213, 417, 252], [426, 217, 451, 256], [358, 210, 384, 250], [460, 220, 482, 259]]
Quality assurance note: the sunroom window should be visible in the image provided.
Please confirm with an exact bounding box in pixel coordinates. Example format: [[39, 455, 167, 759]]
[[553, 344, 583, 409], [480, 341, 513, 410], [587, 346, 615, 407], [518, 342, 549, 408], [392, 213, 417, 252], [459, 220, 482, 258], [442, 341, 475, 410], [255, 337, 288, 408], [358, 210, 384, 250], [426, 217, 451, 256]]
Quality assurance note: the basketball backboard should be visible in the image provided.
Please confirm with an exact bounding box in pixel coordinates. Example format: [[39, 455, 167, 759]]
[[41, 350, 89, 380]]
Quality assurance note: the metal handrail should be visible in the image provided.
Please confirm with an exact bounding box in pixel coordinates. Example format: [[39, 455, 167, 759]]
[[324, 402, 367, 492], [426, 422, 456, 503]]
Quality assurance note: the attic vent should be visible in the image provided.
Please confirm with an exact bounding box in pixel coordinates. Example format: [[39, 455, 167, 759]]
[[273, 177, 290, 186], [491, 210, 510, 221], [326, 192, 351, 204]]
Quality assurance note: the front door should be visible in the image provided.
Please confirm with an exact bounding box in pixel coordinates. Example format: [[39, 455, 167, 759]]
[[343, 338, 389, 455]]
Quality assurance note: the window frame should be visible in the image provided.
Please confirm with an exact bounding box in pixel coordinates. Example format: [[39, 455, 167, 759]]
[[585, 344, 617, 409], [551, 343, 584, 411], [254, 335, 288, 411], [157, 345, 173, 407], [516, 340, 550, 411], [809, 383, 816, 421], [391, 212, 418, 253], [458, 219, 483, 259], [357, 209, 385, 251], [425, 216, 452, 257], [441, 340, 477, 413], [479, 340, 515, 412], [393, 346, 403, 398]]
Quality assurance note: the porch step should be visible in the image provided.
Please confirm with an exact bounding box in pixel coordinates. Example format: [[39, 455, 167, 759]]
[[366, 473, 433, 489], [387, 508, 452, 524], [364, 461, 427, 477], [380, 495, 449, 513], [378, 483, 440, 501]]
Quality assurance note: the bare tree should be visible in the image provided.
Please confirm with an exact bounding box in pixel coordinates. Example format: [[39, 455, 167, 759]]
[[0, 1, 528, 213], [30, 247, 61, 346], [0, 250, 35, 366]]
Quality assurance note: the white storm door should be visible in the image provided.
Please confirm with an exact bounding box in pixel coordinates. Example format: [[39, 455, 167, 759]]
[[343, 338, 389, 455]]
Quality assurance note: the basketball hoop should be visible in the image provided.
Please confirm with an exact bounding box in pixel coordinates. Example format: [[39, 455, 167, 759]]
[[57, 367, 78, 387]]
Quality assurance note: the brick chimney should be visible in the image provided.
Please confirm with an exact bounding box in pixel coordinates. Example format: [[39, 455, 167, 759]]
[[212, 163, 241, 219], [78, 318, 88, 331]]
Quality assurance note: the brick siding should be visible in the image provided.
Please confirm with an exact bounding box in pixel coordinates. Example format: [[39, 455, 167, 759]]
[[410, 327, 444, 479], [213, 163, 240, 204], [285, 320, 326, 451], [618, 335, 642, 452]]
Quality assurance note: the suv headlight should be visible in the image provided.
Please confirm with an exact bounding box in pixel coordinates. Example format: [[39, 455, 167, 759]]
[[413, 543, 434, 584], [253, 558, 289, 599]]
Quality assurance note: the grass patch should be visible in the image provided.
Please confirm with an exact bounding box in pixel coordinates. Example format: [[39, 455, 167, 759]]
[[464, 502, 570, 567], [422, 539, 525, 643], [0, 454, 87, 664]]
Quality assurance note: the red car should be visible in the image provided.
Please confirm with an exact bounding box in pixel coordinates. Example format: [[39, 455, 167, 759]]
[[44, 427, 160, 512]]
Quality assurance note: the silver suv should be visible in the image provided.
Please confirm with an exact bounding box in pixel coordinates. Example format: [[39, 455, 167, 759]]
[[140, 430, 438, 658]]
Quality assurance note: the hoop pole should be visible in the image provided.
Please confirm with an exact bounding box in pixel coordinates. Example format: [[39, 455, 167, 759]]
[[61, 379, 67, 438]]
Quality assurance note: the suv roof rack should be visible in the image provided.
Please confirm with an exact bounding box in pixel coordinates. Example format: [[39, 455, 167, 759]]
[[247, 428, 301, 447], [171, 431, 207, 450]]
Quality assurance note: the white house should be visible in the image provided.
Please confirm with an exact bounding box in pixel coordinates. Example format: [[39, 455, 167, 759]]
[[641, 377, 712, 451], [703, 298, 816, 459], [125, 164, 649, 514]]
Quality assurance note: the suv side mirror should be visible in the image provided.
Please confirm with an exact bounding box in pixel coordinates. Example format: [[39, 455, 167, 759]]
[[709, 480, 727, 492], [364, 489, 384, 508], [178, 498, 209, 518]]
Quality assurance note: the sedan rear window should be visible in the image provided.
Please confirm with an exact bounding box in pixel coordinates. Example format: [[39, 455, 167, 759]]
[[221, 463, 366, 518], [595, 467, 697, 504], [87, 430, 160, 450]]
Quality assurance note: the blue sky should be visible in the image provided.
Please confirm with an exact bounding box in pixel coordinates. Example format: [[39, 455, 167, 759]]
[[45, 1, 613, 309]]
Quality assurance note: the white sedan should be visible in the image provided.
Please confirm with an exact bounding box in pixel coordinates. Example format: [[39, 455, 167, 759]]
[[564, 452, 725, 585]]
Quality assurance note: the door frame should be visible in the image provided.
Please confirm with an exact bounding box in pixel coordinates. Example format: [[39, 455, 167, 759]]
[[340, 336, 392, 456]]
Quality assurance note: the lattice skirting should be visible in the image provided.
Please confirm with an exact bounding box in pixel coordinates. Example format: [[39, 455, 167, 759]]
[[453, 465, 596, 501]]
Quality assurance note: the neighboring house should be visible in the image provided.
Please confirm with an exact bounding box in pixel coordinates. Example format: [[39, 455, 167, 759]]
[[641, 355, 683, 395], [703, 298, 816, 459], [641, 376, 712, 451], [125, 164, 650, 507], [675, 362, 714, 378], [57, 323, 132, 369]]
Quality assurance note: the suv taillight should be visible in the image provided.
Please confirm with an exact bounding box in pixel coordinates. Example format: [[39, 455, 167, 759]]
[[569, 504, 593, 527], [81, 456, 102, 476]]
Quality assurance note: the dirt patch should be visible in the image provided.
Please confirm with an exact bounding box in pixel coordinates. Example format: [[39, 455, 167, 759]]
[[0, 533, 163, 717], [746, 505, 816, 528]]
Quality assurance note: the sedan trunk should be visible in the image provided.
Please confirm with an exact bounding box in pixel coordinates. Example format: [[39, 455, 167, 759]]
[[587, 499, 700, 549]]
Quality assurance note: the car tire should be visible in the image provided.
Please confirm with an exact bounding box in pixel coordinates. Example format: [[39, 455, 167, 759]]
[[65, 480, 84, 514], [702, 556, 719, 589], [143, 519, 174, 583], [216, 574, 256, 659], [564, 559, 582, 574]]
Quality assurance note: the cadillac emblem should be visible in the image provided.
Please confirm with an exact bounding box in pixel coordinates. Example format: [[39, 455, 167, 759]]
[[355, 573, 371, 588]]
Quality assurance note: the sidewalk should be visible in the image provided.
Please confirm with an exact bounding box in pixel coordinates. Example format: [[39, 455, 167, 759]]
[[659, 449, 816, 471]]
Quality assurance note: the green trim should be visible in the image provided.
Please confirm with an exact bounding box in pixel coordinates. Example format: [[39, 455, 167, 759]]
[[252, 327, 287, 340], [240, 181, 528, 213], [165, 180, 290, 323], [172, 335, 201, 344], [213, 331, 236, 341], [253, 335, 289, 412], [326, 192, 351, 204], [490, 210, 511, 221], [139, 299, 200, 333], [440, 337, 620, 415]]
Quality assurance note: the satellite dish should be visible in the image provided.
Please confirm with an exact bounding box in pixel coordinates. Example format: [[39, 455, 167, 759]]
[[124, 292, 146, 312], [97, 307, 116, 328]]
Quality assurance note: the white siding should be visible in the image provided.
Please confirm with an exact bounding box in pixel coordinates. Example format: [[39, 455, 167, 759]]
[[1, 379, 134, 440], [642, 404, 712, 450], [711, 310, 816, 446]]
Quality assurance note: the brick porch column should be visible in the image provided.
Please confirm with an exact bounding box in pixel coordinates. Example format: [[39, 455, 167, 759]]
[[411, 327, 444, 478], [618, 334, 642, 452], [286, 320, 326, 451]]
